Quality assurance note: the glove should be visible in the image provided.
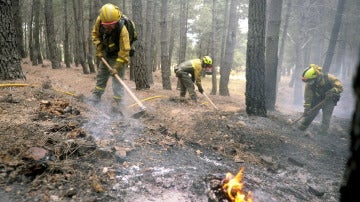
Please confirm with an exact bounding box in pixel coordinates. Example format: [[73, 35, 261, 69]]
[[198, 87, 204, 94], [325, 88, 340, 102], [111, 59, 125, 75]]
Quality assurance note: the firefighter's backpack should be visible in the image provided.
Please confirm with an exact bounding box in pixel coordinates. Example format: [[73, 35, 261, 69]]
[[119, 15, 137, 56]]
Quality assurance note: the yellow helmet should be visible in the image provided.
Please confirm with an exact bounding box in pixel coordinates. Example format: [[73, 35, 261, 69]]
[[301, 64, 318, 82], [99, 4, 121, 24], [202, 56, 213, 65]]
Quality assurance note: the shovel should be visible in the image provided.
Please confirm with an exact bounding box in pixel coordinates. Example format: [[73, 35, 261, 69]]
[[290, 99, 326, 125], [101, 57, 146, 118]]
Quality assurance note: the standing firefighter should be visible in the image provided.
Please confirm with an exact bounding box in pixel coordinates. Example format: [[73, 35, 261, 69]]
[[174, 56, 213, 102], [90, 3, 131, 112], [297, 64, 343, 133]]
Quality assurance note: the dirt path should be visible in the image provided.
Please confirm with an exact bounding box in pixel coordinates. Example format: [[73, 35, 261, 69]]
[[0, 60, 353, 201]]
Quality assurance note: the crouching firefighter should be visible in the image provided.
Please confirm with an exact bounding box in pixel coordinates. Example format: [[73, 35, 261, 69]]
[[297, 64, 343, 134], [90, 3, 131, 112], [174, 56, 213, 102]]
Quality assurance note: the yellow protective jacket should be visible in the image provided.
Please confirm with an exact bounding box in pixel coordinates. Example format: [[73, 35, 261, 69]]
[[91, 16, 131, 64], [303, 65, 343, 110], [177, 59, 203, 87]]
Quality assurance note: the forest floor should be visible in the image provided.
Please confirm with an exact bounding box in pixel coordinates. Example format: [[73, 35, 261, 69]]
[[0, 58, 355, 202]]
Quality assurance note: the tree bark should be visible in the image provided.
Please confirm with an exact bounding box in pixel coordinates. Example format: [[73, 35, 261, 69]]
[[0, 0, 26, 80], [278, 0, 291, 78], [145, 0, 154, 84], [160, 0, 171, 90], [87, 0, 96, 73], [13, 0, 26, 58], [265, 0, 283, 110], [32, 0, 43, 66], [132, 0, 150, 90], [219, 0, 239, 96], [178, 0, 188, 64], [44, 0, 61, 69], [63, 0, 71, 68], [72, 0, 89, 74], [322, 0, 346, 73], [245, 0, 267, 116], [210, 0, 217, 95]]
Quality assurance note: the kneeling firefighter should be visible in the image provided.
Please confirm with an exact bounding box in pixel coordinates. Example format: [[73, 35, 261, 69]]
[[174, 56, 213, 102], [298, 64, 343, 133]]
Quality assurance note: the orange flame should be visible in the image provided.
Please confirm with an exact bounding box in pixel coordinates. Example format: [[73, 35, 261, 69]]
[[222, 167, 253, 202]]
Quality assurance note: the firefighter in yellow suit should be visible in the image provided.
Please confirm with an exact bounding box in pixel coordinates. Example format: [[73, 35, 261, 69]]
[[174, 56, 213, 102], [298, 64, 343, 133], [90, 3, 131, 111]]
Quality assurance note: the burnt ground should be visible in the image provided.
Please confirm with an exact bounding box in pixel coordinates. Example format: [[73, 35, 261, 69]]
[[0, 59, 354, 202]]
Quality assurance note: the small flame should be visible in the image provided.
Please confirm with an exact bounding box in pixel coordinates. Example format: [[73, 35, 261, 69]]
[[222, 167, 252, 202]]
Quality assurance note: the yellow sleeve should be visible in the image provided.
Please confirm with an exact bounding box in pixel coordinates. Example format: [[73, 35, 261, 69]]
[[92, 17, 101, 45], [192, 59, 203, 86], [91, 17, 103, 56], [117, 25, 131, 64], [304, 84, 314, 109]]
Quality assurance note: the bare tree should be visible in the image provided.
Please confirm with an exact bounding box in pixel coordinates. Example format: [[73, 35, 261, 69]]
[[160, 0, 171, 90], [145, 0, 154, 84], [44, 0, 61, 69], [210, 0, 217, 95], [132, 0, 149, 90], [13, 0, 26, 58], [245, 0, 267, 116], [72, 0, 89, 74], [219, 0, 239, 96], [87, 0, 96, 73], [220, 0, 230, 67], [0, 0, 26, 80], [63, 0, 71, 68], [32, 0, 43, 66], [322, 0, 347, 73], [278, 0, 292, 77], [178, 0, 188, 64], [265, 0, 283, 110]]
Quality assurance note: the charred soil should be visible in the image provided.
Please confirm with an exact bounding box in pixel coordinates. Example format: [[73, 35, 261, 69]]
[[0, 59, 353, 202]]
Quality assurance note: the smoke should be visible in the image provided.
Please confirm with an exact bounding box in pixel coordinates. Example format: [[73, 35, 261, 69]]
[[82, 97, 144, 142]]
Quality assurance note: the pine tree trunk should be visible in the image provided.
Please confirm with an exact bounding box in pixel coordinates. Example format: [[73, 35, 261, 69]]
[[44, 0, 61, 69], [72, 0, 89, 74], [145, 0, 154, 84], [13, 0, 26, 58], [63, 1, 71, 68], [265, 0, 282, 110], [160, 0, 171, 90], [32, 0, 43, 66], [87, 0, 96, 73], [219, 0, 239, 96], [132, 0, 149, 90], [322, 0, 346, 73], [210, 0, 217, 95], [278, 0, 291, 78], [0, 0, 26, 80], [178, 0, 188, 64], [245, 0, 267, 116]]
